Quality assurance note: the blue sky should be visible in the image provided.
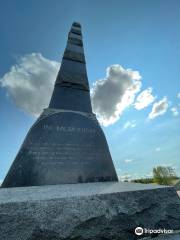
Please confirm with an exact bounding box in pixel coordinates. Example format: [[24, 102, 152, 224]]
[[0, 0, 180, 181]]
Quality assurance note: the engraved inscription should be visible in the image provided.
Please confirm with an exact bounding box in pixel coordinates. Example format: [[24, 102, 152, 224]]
[[43, 124, 96, 134], [27, 142, 105, 167]]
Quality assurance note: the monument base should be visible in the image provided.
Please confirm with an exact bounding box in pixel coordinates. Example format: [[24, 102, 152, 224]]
[[0, 182, 180, 240]]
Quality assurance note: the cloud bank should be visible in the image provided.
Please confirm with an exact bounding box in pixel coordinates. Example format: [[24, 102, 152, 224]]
[[148, 97, 168, 119], [1, 54, 172, 126], [1, 57, 142, 125], [134, 87, 155, 110], [91, 65, 142, 126], [0, 53, 59, 116]]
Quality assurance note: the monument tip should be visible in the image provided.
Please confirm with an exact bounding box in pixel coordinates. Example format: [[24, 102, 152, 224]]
[[72, 22, 81, 28]]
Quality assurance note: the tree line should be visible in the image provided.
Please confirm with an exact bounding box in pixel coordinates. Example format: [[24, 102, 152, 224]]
[[131, 166, 179, 185]]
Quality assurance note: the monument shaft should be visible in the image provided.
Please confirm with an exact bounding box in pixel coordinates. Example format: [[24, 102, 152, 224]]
[[2, 22, 118, 187]]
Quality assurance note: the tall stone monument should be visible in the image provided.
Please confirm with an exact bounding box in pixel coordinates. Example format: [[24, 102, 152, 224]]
[[2, 22, 118, 188]]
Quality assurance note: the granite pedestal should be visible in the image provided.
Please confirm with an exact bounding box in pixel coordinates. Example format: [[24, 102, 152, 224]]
[[0, 182, 180, 240]]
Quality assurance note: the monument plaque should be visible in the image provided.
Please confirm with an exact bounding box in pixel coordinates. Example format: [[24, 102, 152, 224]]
[[2, 22, 118, 187]]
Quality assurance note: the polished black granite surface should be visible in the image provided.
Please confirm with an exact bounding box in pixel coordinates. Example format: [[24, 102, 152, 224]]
[[2, 22, 118, 187]]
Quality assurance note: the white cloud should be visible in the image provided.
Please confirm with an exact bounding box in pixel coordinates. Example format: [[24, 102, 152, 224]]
[[155, 147, 161, 152], [0, 53, 59, 117], [171, 107, 179, 116], [118, 174, 132, 181], [91, 65, 142, 126], [134, 87, 156, 110], [118, 172, 142, 181], [123, 120, 136, 129], [177, 92, 180, 99], [124, 158, 133, 163], [148, 97, 168, 119]]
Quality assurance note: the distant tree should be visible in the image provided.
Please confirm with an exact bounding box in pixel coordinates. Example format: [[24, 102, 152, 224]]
[[153, 166, 177, 185]]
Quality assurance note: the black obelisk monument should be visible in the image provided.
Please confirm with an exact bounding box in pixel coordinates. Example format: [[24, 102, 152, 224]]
[[2, 22, 118, 187]]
